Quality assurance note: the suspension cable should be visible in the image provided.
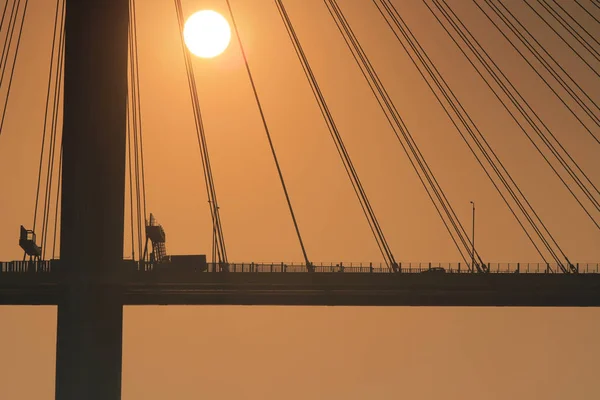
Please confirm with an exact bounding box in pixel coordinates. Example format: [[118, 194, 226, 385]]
[[475, 0, 600, 144], [0, 0, 11, 34], [427, 0, 600, 231], [0, 0, 28, 137], [128, 12, 142, 261], [324, 0, 482, 270], [275, 0, 399, 271], [0, 0, 19, 76], [277, 0, 392, 270], [126, 103, 136, 260], [376, 0, 551, 265], [131, 0, 147, 226], [374, 0, 571, 270], [552, 0, 600, 48], [30, 0, 62, 262], [575, 0, 600, 25], [524, 0, 600, 79], [420, 0, 572, 269], [174, 0, 229, 267], [32, 0, 62, 235], [128, 0, 145, 261], [41, 25, 64, 260], [536, 0, 600, 62], [225, 0, 313, 271], [51, 146, 62, 259]]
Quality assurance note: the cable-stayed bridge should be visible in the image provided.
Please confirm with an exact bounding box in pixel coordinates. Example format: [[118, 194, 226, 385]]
[[1, 0, 600, 399]]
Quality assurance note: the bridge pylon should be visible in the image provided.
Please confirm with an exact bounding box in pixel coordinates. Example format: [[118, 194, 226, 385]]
[[55, 1, 129, 399]]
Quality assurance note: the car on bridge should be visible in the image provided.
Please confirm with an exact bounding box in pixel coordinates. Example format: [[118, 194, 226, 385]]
[[421, 267, 446, 274]]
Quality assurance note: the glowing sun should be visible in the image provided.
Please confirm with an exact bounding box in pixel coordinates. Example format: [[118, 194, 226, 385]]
[[184, 10, 231, 58]]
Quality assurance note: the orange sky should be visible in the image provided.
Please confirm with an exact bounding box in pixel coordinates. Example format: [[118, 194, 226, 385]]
[[1, 0, 600, 398]]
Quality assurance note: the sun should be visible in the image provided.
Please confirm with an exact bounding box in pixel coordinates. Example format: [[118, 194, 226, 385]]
[[184, 10, 231, 58]]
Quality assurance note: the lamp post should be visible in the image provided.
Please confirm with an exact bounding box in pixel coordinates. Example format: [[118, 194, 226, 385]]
[[470, 201, 475, 272]]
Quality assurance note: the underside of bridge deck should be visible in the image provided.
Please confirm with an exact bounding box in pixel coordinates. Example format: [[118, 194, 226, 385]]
[[2, 272, 600, 306]]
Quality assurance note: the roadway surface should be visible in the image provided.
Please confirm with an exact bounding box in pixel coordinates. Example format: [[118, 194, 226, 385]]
[[1, 260, 599, 306]]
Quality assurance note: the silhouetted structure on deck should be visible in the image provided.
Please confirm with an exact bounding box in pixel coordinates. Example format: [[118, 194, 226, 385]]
[[144, 213, 167, 264], [18, 226, 41, 261]]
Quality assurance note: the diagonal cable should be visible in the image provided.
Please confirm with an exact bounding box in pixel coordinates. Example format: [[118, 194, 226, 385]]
[[225, 0, 313, 271]]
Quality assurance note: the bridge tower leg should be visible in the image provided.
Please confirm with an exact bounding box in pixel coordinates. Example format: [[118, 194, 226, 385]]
[[56, 1, 129, 400]]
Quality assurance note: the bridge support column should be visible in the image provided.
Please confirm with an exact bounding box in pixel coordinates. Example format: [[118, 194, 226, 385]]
[[55, 287, 124, 399], [56, 1, 129, 399]]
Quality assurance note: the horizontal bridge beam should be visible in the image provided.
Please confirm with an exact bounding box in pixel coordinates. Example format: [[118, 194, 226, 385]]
[[2, 272, 600, 307]]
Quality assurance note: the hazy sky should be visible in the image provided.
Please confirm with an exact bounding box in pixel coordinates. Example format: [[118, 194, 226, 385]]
[[1, 0, 600, 399]]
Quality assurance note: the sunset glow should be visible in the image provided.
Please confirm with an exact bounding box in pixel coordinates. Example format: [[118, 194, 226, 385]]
[[183, 10, 231, 58]]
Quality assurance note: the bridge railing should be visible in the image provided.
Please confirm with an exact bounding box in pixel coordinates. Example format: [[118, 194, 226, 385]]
[[207, 262, 600, 274], [0, 260, 53, 273], [1, 260, 599, 274]]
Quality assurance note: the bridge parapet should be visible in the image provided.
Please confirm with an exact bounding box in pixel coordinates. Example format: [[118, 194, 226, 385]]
[[0, 260, 53, 273], [1, 259, 600, 306], [205, 261, 599, 274], [1, 260, 599, 275]]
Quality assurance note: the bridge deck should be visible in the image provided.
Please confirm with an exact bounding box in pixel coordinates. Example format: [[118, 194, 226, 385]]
[[1, 260, 599, 306]]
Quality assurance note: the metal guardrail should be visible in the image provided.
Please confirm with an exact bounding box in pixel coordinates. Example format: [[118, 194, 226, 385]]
[[0, 260, 53, 273], [2, 260, 598, 274], [206, 262, 600, 274]]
